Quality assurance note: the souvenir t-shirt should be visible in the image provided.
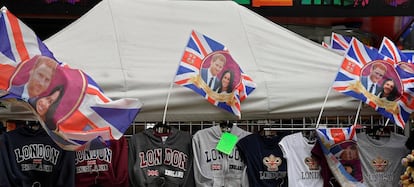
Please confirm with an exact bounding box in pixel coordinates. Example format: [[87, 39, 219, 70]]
[[279, 132, 323, 187], [357, 132, 409, 187], [237, 133, 288, 187]]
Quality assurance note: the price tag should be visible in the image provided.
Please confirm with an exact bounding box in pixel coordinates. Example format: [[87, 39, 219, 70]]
[[216, 132, 238, 155]]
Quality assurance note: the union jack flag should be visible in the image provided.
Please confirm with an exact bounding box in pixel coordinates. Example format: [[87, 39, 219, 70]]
[[0, 7, 142, 151], [378, 37, 414, 123], [316, 125, 365, 187], [321, 41, 330, 49], [330, 32, 352, 52], [378, 36, 411, 63], [147, 170, 159, 177], [0, 7, 57, 91], [174, 30, 256, 118], [332, 37, 410, 129]]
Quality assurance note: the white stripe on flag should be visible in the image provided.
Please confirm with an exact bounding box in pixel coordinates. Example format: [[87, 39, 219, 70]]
[[77, 93, 123, 139], [4, 14, 21, 63], [21, 23, 42, 57], [0, 52, 17, 66]]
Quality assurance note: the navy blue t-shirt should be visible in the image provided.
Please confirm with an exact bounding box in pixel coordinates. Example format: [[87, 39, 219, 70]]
[[237, 133, 288, 187]]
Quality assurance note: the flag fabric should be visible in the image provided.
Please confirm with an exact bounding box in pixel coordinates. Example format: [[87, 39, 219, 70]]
[[0, 7, 142, 151], [0, 7, 57, 92], [316, 125, 366, 187], [328, 32, 375, 54], [332, 37, 411, 129], [174, 30, 256, 118], [330, 32, 352, 52], [321, 41, 330, 49], [378, 37, 414, 126], [402, 51, 414, 63], [321, 32, 352, 55], [378, 36, 411, 63]]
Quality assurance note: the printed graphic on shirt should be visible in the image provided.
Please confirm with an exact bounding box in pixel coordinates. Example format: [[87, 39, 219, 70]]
[[76, 164, 109, 173], [205, 148, 244, 171], [75, 148, 112, 164], [366, 155, 395, 183], [211, 164, 222, 170], [147, 169, 159, 177], [304, 156, 320, 170], [165, 169, 184, 178], [139, 148, 188, 171], [145, 169, 184, 178], [263, 154, 282, 171], [303, 156, 321, 180], [205, 148, 241, 162], [75, 147, 112, 173], [371, 156, 388, 172], [260, 154, 287, 182], [14, 144, 60, 172]]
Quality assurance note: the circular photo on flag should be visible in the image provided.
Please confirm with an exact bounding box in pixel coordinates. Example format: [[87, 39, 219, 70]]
[[360, 60, 402, 101], [9, 55, 86, 130], [200, 51, 241, 94], [9, 55, 58, 100]]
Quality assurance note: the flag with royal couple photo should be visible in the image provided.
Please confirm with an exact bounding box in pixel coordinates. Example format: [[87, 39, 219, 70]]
[[332, 37, 414, 129], [315, 125, 366, 187], [174, 30, 256, 118], [0, 7, 142, 151]]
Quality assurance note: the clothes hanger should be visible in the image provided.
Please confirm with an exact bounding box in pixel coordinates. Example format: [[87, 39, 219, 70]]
[[259, 123, 277, 137], [302, 130, 317, 144], [375, 126, 391, 137], [219, 121, 233, 133], [153, 122, 171, 136], [367, 125, 390, 140], [26, 120, 41, 131]]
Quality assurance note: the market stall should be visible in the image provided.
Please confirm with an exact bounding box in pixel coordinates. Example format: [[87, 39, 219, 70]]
[[44, 0, 363, 122]]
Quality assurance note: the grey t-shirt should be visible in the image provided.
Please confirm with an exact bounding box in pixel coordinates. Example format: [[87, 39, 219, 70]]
[[357, 132, 409, 187]]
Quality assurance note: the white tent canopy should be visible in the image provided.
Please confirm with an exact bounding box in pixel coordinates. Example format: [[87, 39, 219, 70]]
[[44, 0, 368, 122]]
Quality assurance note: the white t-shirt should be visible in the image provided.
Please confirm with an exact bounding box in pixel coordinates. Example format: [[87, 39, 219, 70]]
[[279, 132, 323, 187]]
